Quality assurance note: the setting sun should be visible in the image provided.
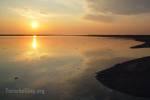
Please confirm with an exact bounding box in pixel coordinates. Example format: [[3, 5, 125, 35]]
[[31, 21, 39, 29]]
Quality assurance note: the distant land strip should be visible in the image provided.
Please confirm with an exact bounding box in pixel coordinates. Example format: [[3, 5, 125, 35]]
[[0, 34, 150, 40], [0, 34, 150, 37], [0, 34, 150, 43]]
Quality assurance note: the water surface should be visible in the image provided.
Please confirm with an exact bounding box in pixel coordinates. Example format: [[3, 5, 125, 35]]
[[0, 36, 150, 100]]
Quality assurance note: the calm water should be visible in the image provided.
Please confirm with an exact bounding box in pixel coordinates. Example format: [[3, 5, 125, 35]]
[[0, 36, 150, 100]]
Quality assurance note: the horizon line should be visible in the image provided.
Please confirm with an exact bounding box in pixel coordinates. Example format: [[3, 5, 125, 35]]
[[0, 34, 149, 36]]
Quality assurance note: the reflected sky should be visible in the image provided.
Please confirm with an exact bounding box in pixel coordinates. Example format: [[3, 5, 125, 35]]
[[0, 36, 150, 100]]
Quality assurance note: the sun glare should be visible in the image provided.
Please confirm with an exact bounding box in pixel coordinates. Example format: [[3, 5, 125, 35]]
[[32, 35, 37, 49], [31, 21, 39, 29]]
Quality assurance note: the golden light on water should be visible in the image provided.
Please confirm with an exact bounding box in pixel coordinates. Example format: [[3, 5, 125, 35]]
[[32, 35, 37, 49]]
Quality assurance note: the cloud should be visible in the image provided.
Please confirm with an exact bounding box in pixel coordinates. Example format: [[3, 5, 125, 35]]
[[84, 14, 115, 22], [9, 6, 81, 21], [9, 7, 52, 20], [86, 0, 150, 15], [85, 0, 150, 22]]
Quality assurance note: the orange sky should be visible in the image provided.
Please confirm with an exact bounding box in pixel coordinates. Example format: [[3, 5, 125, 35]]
[[0, 0, 150, 35]]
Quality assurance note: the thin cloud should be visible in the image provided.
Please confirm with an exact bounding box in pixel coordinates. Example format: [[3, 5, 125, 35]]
[[84, 14, 115, 22], [85, 0, 150, 22], [86, 0, 150, 15], [9, 7, 52, 20]]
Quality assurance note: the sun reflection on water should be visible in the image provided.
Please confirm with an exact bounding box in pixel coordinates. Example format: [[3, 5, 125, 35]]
[[15, 35, 49, 61], [32, 35, 37, 49]]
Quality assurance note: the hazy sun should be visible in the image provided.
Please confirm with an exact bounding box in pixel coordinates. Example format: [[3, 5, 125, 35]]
[[31, 21, 39, 29]]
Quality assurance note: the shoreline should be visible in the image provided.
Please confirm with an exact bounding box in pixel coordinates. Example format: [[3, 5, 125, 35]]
[[0, 35, 149, 48], [96, 56, 150, 98]]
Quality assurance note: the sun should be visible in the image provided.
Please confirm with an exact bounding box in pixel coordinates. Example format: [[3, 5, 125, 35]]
[[31, 21, 39, 29]]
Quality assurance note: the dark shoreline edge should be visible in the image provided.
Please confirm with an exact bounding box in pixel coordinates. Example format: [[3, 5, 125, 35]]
[[0, 34, 149, 41], [0, 34, 150, 37], [96, 56, 150, 98], [0, 34, 149, 48]]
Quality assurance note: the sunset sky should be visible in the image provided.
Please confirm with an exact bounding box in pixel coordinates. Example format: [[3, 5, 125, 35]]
[[0, 0, 150, 35]]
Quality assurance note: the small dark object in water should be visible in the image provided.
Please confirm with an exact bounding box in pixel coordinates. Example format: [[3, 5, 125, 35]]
[[96, 56, 150, 98], [14, 77, 19, 80]]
